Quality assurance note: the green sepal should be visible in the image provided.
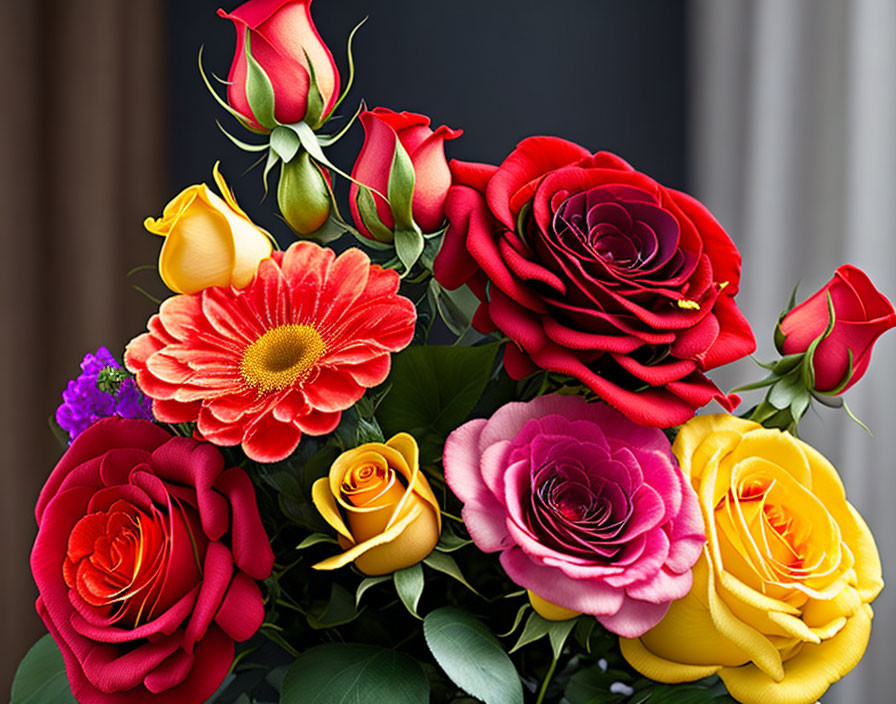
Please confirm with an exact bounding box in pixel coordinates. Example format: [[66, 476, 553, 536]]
[[423, 551, 480, 596], [215, 120, 268, 152], [843, 399, 872, 435], [800, 291, 837, 391], [768, 369, 803, 409], [387, 140, 417, 232], [277, 150, 332, 236], [497, 603, 531, 638], [818, 348, 855, 396], [729, 373, 780, 394], [198, 45, 266, 133], [508, 613, 577, 658], [772, 353, 804, 376], [296, 532, 337, 550], [394, 228, 425, 277], [317, 100, 364, 147], [393, 562, 425, 619], [262, 148, 279, 197], [243, 31, 277, 130], [356, 186, 395, 243], [270, 125, 301, 163], [329, 17, 367, 117], [301, 48, 326, 129]]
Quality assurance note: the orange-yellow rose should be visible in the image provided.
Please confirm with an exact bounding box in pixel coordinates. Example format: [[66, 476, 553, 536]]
[[621, 414, 882, 704], [145, 163, 273, 294], [311, 433, 441, 575]]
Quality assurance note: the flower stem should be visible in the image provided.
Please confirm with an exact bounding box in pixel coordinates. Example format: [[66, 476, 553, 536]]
[[535, 654, 559, 704]]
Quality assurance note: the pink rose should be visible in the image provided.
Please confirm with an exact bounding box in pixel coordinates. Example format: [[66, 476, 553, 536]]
[[30, 417, 274, 703], [218, 0, 340, 130], [443, 395, 705, 637], [349, 108, 462, 241]]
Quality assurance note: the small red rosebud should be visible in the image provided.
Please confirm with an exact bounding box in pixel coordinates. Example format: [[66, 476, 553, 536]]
[[779, 265, 896, 392], [349, 108, 462, 242], [217, 0, 340, 131]]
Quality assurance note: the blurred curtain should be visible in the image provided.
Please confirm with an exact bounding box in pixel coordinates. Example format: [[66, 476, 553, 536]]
[[0, 0, 167, 694], [690, 1, 896, 701]]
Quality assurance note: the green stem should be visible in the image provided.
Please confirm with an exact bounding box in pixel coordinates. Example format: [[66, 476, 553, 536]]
[[535, 655, 559, 704], [440, 510, 464, 524]]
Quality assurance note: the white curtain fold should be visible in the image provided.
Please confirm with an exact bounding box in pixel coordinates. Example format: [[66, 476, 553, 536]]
[[691, 1, 896, 701]]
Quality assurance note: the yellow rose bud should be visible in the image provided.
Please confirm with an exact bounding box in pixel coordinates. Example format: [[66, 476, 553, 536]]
[[311, 433, 441, 576], [527, 590, 581, 622], [145, 162, 273, 294], [620, 415, 883, 704]]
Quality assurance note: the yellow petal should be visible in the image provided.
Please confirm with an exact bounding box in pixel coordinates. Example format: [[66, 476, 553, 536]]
[[638, 553, 751, 668], [212, 161, 251, 221], [311, 478, 353, 542], [157, 188, 236, 294], [718, 604, 873, 704], [387, 432, 442, 532], [620, 636, 723, 683]]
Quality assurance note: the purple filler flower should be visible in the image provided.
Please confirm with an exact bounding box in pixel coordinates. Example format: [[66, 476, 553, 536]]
[[56, 347, 153, 441], [443, 394, 705, 638]]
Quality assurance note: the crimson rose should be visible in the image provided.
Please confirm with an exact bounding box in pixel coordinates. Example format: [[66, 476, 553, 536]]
[[30, 417, 274, 703], [433, 137, 755, 426]]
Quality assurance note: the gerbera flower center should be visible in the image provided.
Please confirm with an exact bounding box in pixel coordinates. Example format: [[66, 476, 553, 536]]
[[241, 324, 327, 392]]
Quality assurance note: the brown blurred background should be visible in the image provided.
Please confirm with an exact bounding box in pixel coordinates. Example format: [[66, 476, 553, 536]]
[[4, 0, 894, 701]]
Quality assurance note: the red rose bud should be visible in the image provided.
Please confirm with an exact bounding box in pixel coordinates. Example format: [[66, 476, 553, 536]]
[[217, 0, 340, 131], [349, 108, 462, 242], [277, 151, 332, 236], [779, 264, 896, 392]]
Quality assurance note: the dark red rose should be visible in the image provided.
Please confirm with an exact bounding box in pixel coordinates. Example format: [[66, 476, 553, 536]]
[[349, 108, 462, 241], [779, 264, 896, 392], [433, 137, 755, 427], [31, 417, 274, 704]]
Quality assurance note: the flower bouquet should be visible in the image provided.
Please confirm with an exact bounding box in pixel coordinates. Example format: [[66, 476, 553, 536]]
[[11, 2, 893, 703]]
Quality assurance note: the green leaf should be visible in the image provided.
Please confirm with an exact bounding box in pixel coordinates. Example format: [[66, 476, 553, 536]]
[[388, 141, 417, 232], [394, 228, 425, 275], [377, 344, 500, 464], [281, 643, 429, 704], [244, 31, 277, 129], [429, 279, 481, 337], [546, 618, 577, 660], [216, 120, 269, 152], [436, 524, 473, 552], [423, 551, 480, 595], [423, 607, 523, 704], [771, 353, 804, 376], [789, 388, 811, 422], [394, 562, 425, 619], [270, 126, 301, 163], [307, 583, 360, 629], [356, 575, 391, 607], [296, 532, 337, 550], [10, 634, 77, 704]]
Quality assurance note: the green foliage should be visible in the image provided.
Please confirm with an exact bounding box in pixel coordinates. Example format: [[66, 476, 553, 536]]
[[394, 563, 426, 618], [423, 607, 523, 704], [10, 634, 76, 704], [281, 643, 429, 704], [565, 667, 737, 704], [377, 344, 500, 464], [243, 32, 277, 129]]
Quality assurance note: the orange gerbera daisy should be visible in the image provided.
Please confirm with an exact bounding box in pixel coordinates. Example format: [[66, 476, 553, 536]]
[[125, 242, 416, 463]]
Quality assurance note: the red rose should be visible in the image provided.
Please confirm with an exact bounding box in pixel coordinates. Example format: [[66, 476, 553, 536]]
[[779, 264, 896, 392], [30, 417, 274, 704], [433, 137, 755, 427], [349, 108, 462, 241], [217, 0, 339, 130]]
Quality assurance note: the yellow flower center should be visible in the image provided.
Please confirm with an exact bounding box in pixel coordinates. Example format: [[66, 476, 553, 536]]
[[240, 324, 326, 392]]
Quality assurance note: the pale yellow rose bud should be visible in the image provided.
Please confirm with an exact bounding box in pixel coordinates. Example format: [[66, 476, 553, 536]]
[[311, 433, 441, 576], [145, 162, 273, 294]]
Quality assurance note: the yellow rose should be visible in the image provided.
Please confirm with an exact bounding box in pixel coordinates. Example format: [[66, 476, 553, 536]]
[[621, 415, 883, 704], [311, 433, 441, 575], [145, 163, 273, 294]]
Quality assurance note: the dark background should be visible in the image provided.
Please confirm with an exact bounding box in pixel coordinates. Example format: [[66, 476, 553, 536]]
[[3, 0, 687, 695], [167, 0, 688, 240]]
